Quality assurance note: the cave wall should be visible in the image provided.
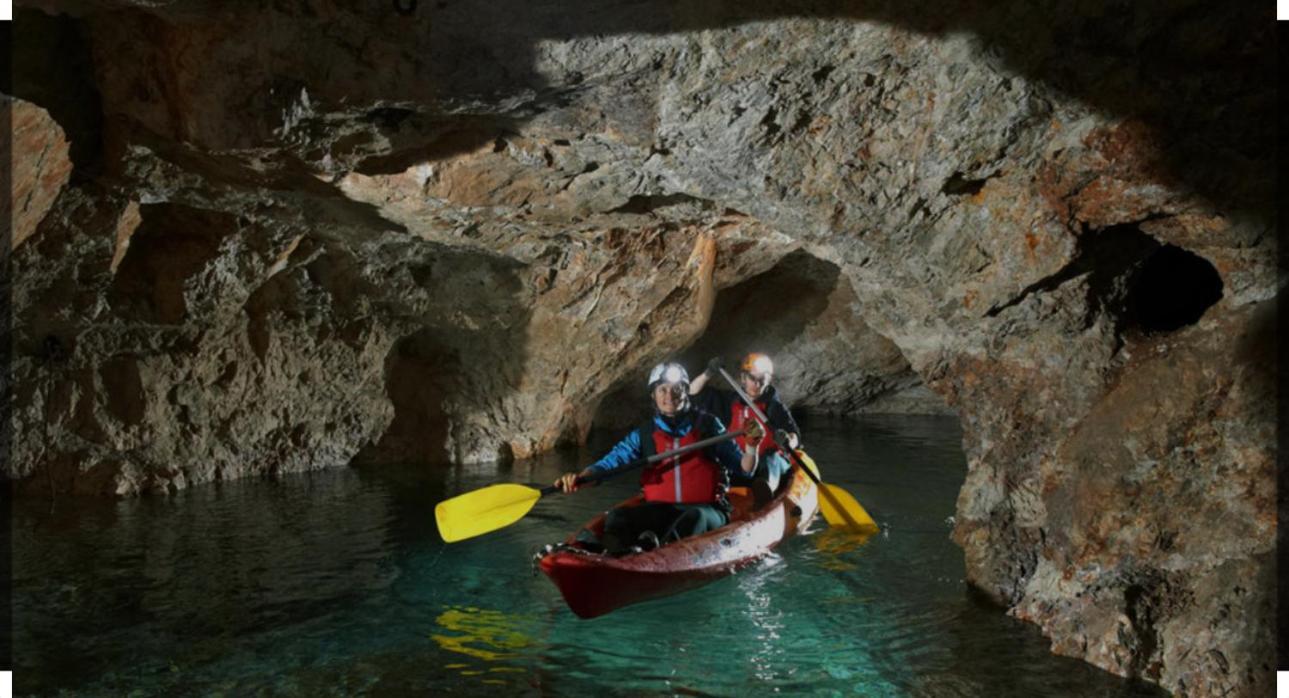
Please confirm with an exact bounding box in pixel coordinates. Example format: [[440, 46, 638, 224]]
[[7, 1, 1277, 695]]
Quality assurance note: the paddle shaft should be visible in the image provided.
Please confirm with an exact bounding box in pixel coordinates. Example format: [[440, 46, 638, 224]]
[[539, 428, 746, 495], [716, 366, 822, 488]]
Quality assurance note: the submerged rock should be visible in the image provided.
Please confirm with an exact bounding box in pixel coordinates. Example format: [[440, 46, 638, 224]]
[[7, 1, 1274, 695]]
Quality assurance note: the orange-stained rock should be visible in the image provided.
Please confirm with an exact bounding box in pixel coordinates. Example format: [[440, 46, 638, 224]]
[[7, 98, 72, 250], [108, 200, 142, 274]]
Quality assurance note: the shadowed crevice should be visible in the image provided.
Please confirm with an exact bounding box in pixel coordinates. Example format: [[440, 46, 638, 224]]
[[1126, 244, 1223, 334], [351, 329, 455, 467], [11, 8, 104, 180]]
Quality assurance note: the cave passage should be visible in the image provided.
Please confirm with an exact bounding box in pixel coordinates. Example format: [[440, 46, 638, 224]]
[[590, 248, 946, 434]]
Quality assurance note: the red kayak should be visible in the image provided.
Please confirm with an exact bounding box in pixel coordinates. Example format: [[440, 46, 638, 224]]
[[537, 455, 821, 619]]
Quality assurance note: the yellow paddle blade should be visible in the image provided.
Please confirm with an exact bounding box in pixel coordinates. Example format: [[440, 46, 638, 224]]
[[435, 483, 543, 543], [792, 449, 878, 533], [819, 483, 879, 533]]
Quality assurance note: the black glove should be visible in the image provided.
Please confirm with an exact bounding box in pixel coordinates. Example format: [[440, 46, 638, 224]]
[[705, 356, 724, 377]]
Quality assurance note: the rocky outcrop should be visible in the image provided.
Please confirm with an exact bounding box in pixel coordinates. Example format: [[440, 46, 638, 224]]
[[8, 1, 1275, 695], [7, 98, 73, 249], [10, 146, 755, 490]]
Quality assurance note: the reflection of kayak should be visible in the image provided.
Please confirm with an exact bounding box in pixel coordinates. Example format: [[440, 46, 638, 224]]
[[537, 452, 822, 619]]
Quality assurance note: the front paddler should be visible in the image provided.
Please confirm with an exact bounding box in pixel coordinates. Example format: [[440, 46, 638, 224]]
[[553, 361, 763, 555]]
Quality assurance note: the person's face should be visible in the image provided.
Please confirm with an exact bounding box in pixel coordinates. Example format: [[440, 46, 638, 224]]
[[741, 371, 770, 399], [652, 382, 685, 416]]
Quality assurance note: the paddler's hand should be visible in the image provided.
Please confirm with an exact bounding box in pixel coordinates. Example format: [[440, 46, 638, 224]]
[[776, 429, 800, 450], [554, 472, 582, 493], [743, 420, 766, 447]]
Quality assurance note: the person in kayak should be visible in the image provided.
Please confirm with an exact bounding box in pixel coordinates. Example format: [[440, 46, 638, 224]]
[[553, 361, 763, 555], [689, 352, 801, 504]]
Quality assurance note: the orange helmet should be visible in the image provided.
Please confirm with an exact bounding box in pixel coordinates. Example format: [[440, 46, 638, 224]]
[[740, 353, 774, 378]]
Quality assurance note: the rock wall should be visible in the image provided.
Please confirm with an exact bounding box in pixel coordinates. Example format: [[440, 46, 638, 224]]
[[7, 1, 1276, 695]]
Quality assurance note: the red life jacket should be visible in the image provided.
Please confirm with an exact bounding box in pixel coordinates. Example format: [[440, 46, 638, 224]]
[[728, 400, 775, 456], [638, 415, 725, 505]]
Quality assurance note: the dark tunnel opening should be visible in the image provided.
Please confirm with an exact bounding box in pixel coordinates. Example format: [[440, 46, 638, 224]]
[[1125, 244, 1223, 334], [987, 223, 1225, 341]]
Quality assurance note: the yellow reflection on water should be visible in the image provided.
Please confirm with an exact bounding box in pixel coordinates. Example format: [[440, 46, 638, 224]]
[[812, 527, 877, 572], [431, 605, 536, 663]]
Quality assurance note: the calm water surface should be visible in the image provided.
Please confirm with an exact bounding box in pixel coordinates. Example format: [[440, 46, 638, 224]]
[[12, 415, 1164, 696]]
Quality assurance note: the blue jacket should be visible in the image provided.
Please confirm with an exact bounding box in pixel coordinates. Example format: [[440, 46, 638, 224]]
[[586, 410, 745, 477]]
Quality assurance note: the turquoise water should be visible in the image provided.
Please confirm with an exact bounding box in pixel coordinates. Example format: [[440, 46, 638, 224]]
[[12, 415, 1163, 696]]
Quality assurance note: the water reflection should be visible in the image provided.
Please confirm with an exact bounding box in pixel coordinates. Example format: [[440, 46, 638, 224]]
[[735, 554, 787, 683], [431, 605, 540, 662], [810, 527, 878, 572]]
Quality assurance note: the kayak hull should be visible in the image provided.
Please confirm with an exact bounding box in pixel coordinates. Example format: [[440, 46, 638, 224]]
[[538, 458, 820, 619]]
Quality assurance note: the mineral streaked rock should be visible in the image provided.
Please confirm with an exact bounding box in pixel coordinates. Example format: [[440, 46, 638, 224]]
[[995, 299, 1275, 693], [6, 98, 73, 250], [107, 200, 141, 274], [8, 1, 1275, 695]]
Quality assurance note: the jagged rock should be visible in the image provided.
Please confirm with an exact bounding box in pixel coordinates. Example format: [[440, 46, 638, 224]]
[[6, 98, 73, 249], [7, 1, 1275, 695]]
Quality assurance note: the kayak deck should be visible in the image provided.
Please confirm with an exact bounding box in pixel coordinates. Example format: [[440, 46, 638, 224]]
[[537, 461, 820, 619]]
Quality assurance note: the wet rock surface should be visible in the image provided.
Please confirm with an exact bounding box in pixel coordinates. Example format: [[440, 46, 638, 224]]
[[7, 1, 1275, 695]]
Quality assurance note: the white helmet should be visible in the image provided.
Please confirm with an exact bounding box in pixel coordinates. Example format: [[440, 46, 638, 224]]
[[647, 362, 690, 389]]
